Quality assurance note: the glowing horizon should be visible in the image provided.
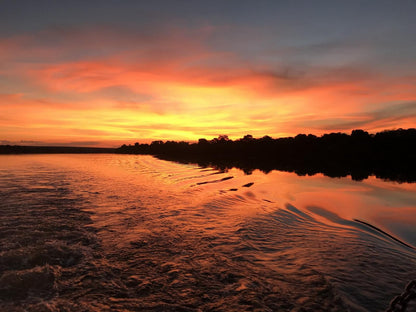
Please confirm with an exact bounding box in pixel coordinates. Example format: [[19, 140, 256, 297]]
[[1, 1, 415, 147]]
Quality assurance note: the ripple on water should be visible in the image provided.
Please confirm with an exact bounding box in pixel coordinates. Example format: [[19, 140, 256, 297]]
[[0, 154, 415, 311]]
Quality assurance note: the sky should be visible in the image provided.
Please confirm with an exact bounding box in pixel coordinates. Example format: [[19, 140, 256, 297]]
[[1, 0, 415, 147]]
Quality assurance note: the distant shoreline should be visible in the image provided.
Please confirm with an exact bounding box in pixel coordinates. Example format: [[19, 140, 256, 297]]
[[2, 129, 415, 183], [116, 129, 416, 183], [0, 146, 116, 154]]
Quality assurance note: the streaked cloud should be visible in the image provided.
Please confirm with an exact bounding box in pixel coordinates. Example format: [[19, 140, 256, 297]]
[[0, 1, 415, 145]]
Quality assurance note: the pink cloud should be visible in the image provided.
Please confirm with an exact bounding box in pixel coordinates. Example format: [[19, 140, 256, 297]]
[[1, 25, 415, 144]]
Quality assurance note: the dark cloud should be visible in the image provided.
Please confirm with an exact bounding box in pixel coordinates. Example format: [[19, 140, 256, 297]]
[[369, 101, 416, 121], [302, 118, 371, 131], [1, 1, 415, 143], [300, 101, 416, 131], [58, 141, 102, 147], [1, 140, 101, 146], [18, 140, 103, 147], [95, 86, 152, 102]]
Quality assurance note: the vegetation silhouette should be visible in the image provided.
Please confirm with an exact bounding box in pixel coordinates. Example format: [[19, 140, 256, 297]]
[[117, 129, 416, 183]]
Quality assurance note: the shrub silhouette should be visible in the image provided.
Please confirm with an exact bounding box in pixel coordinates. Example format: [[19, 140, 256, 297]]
[[117, 129, 416, 183]]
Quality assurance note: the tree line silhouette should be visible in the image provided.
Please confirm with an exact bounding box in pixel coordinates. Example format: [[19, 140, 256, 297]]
[[117, 129, 416, 183], [1, 129, 414, 182]]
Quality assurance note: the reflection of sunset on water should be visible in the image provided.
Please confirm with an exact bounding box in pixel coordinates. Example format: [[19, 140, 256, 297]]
[[1, 1, 416, 311], [2, 154, 414, 311]]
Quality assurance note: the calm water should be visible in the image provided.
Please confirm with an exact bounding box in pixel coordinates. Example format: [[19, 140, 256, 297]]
[[0, 154, 415, 311]]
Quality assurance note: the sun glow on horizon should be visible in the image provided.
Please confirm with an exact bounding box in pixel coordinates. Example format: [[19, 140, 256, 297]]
[[1, 3, 415, 146]]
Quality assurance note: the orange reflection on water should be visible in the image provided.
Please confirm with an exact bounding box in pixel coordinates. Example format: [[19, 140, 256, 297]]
[[1, 154, 415, 311], [5, 154, 414, 247], [236, 170, 416, 247]]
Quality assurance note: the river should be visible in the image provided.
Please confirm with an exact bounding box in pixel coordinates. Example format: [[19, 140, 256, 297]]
[[0, 154, 415, 311]]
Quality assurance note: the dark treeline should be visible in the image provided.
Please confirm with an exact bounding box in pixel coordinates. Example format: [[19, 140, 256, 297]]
[[117, 129, 416, 183], [0, 146, 116, 154]]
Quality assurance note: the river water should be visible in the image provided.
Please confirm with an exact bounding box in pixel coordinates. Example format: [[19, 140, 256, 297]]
[[0, 154, 415, 311]]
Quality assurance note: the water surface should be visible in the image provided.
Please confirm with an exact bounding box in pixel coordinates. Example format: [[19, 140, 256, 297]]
[[0, 154, 415, 311]]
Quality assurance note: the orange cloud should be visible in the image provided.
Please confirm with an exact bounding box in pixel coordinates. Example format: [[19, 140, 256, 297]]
[[1, 26, 415, 146]]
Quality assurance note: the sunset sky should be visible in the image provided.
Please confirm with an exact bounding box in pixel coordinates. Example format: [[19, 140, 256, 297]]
[[1, 1, 415, 147]]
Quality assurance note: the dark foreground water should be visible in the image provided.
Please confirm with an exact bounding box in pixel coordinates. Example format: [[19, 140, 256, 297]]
[[0, 154, 415, 312]]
